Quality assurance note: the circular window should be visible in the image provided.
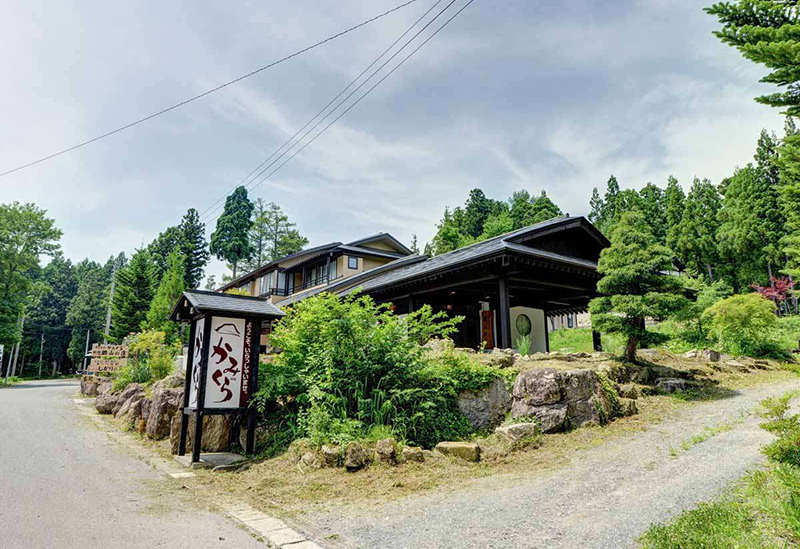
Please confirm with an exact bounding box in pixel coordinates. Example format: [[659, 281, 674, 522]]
[[515, 314, 532, 337]]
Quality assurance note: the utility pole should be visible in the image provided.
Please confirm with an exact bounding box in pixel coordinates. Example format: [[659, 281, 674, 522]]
[[10, 315, 25, 378], [104, 262, 117, 343], [38, 332, 44, 378], [82, 329, 91, 372]]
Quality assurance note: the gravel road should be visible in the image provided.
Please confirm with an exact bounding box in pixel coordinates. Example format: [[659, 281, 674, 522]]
[[0, 379, 263, 549], [309, 377, 800, 549]]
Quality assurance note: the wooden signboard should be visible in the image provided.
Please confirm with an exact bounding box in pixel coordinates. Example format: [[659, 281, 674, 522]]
[[87, 344, 129, 373]]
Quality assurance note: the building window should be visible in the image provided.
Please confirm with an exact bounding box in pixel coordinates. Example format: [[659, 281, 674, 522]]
[[348, 256, 358, 270], [329, 259, 337, 280]]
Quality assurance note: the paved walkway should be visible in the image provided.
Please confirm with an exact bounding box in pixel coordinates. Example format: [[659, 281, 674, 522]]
[[0, 379, 263, 549], [308, 377, 800, 549]]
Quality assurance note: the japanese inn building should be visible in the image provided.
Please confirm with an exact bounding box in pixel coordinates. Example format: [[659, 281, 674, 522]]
[[217, 216, 609, 353]]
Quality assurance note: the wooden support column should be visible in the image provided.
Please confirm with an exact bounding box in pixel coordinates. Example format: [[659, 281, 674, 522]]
[[408, 294, 415, 314], [544, 314, 551, 353], [177, 319, 197, 456], [325, 255, 332, 284], [192, 318, 212, 464], [498, 277, 511, 350], [592, 330, 603, 352]]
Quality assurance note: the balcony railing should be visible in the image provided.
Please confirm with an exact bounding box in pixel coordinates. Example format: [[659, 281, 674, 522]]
[[260, 274, 344, 298]]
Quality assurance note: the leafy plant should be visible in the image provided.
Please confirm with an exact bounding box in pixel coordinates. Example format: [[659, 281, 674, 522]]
[[515, 334, 531, 356], [702, 293, 781, 358]]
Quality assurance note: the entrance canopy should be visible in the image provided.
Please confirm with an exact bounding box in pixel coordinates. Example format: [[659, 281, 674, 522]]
[[170, 289, 285, 322]]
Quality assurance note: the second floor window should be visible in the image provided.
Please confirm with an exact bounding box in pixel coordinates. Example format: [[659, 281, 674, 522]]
[[348, 256, 358, 270]]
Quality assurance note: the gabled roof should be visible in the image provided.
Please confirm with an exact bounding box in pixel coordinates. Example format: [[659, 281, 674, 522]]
[[346, 233, 413, 255], [170, 290, 285, 321], [340, 216, 604, 296]]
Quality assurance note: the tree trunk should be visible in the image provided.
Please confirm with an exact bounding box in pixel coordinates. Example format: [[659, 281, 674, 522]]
[[232, 262, 238, 279], [767, 262, 776, 288], [706, 263, 714, 283], [625, 336, 638, 363]]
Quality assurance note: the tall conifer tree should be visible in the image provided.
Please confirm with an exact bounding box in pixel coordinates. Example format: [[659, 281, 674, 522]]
[[210, 186, 254, 279], [111, 249, 156, 340]]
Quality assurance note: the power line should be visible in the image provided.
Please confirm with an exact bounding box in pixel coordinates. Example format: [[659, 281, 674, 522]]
[[0, 0, 420, 179], [205, 0, 477, 227], [198, 0, 447, 221]]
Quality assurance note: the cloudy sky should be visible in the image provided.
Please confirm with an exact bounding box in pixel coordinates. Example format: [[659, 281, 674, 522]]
[[0, 0, 785, 283]]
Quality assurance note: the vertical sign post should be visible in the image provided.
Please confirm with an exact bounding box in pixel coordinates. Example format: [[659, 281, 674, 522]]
[[171, 290, 283, 465]]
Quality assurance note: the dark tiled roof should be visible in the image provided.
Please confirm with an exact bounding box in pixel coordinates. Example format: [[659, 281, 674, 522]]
[[171, 290, 285, 320], [279, 253, 428, 306], [341, 216, 600, 295]]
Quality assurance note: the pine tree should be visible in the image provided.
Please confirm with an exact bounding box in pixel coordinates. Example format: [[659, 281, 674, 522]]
[[509, 190, 537, 229], [204, 274, 217, 291], [178, 208, 209, 289], [210, 186, 254, 279], [590, 211, 687, 362], [588, 188, 604, 226], [778, 119, 800, 281], [463, 189, 495, 238], [143, 249, 184, 341], [65, 266, 106, 365], [529, 191, 563, 223], [479, 211, 514, 240], [148, 226, 184, 281], [111, 248, 157, 340], [639, 183, 667, 244], [664, 175, 685, 254], [598, 175, 621, 233], [672, 178, 722, 282], [409, 234, 420, 254], [706, 2, 800, 115], [241, 200, 308, 273]]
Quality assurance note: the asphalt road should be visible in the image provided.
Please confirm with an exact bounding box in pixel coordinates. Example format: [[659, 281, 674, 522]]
[[0, 379, 263, 549], [309, 377, 800, 549]]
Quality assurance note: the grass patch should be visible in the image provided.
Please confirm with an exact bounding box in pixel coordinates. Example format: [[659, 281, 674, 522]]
[[669, 421, 738, 456]]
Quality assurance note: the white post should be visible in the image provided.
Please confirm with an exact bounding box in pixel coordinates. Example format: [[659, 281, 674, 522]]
[[38, 333, 44, 378], [10, 315, 24, 378], [1, 345, 6, 385], [82, 329, 91, 371]]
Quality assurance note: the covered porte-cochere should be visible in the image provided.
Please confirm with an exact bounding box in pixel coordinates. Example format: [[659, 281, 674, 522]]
[[348, 217, 609, 352]]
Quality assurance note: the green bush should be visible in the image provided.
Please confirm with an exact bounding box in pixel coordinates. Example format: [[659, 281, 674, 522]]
[[251, 292, 503, 450], [112, 330, 178, 391], [702, 293, 781, 358], [759, 392, 800, 467]]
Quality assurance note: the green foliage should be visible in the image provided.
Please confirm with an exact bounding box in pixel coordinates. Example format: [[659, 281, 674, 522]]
[[590, 211, 688, 362], [241, 199, 308, 273], [0, 202, 62, 347], [65, 267, 106, 365], [143, 249, 185, 342], [428, 188, 564, 255], [515, 334, 531, 356], [252, 292, 502, 450], [113, 330, 178, 391], [672, 178, 722, 282], [210, 186, 254, 278], [178, 208, 209, 289], [702, 293, 780, 357], [111, 249, 157, 340]]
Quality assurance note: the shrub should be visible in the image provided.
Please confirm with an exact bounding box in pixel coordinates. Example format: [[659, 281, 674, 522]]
[[252, 292, 501, 450], [515, 334, 531, 355], [112, 330, 179, 391], [759, 392, 800, 467], [702, 293, 781, 357]]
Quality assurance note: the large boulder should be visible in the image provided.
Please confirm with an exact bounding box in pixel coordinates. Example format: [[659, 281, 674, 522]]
[[115, 391, 145, 421], [321, 444, 341, 467], [495, 422, 539, 443], [169, 413, 231, 454], [435, 441, 481, 462], [513, 368, 562, 407], [374, 438, 397, 465], [112, 383, 142, 416], [423, 339, 455, 353], [457, 378, 512, 430], [146, 376, 185, 440], [344, 442, 368, 472], [479, 348, 516, 369], [511, 403, 567, 433], [118, 398, 147, 429], [402, 446, 425, 463], [80, 376, 100, 396], [655, 378, 691, 393], [95, 391, 121, 414]]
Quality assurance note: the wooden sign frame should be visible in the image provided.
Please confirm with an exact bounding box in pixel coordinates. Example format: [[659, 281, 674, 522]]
[[177, 312, 262, 464]]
